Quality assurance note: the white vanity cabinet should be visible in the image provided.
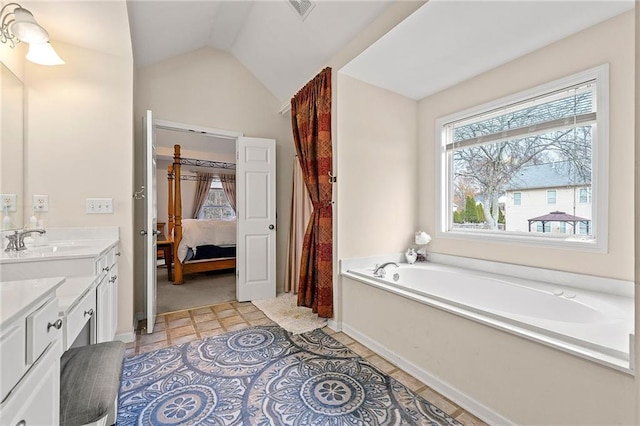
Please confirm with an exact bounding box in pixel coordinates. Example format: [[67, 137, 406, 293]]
[[0, 278, 66, 426], [96, 246, 119, 343]]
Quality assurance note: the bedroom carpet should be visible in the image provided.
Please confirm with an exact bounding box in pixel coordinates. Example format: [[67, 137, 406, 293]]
[[157, 267, 235, 314], [118, 325, 462, 425], [252, 292, 327, 334]]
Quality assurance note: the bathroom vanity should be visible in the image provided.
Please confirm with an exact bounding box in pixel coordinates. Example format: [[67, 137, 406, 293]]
[[0, 227, 121, 424]]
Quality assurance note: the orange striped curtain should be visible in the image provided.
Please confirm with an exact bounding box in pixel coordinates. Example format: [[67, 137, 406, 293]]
[[291, 67, 333, 318]]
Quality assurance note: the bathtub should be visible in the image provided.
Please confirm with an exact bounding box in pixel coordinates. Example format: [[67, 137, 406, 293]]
[[344, 262, 634, 373]]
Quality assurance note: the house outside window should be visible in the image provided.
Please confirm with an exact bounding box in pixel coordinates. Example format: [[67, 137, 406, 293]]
[[437, 65, 608, 251], [513, 192, 522, 206], [579, 187, 592, 204], [199, 181, 235, 220]]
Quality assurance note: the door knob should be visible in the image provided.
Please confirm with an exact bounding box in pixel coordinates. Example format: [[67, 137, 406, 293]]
[[140, 230, 147, 235], [269, 224, 275, 230]]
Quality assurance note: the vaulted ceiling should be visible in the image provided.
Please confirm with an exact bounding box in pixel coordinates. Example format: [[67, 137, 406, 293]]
[[13, 0, 636, 104]]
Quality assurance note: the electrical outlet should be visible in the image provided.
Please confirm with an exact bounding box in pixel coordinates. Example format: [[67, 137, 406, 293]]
[[33, 194, 49, 212], [1, 194, 17, 212], [86, 198, 113, 214]]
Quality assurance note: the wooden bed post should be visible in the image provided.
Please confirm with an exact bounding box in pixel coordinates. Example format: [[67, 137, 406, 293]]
[[167, 164, 175, 238], [173, 144, 184, 285]]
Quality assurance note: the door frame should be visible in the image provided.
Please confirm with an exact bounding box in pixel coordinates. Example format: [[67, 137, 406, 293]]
[[145, 118, 243, 325]]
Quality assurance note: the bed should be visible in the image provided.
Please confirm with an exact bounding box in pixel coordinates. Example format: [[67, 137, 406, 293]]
[[167, 144, 237, 285]]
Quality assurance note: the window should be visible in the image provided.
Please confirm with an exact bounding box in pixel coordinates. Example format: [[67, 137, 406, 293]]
[[579, 188, 591, 204], [437, 65, 608, 251], [536, 222, 551, 233], [579, 222, 590, 235], [559, 222, 566, 234], [199, 181, 235, 220], [513, 192, 521, 206]]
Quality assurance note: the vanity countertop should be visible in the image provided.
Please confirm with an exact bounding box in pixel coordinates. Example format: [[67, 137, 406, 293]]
[[0, 238, 118, 264], [0, 277, 66, 326], [56, 275, 100, 314]]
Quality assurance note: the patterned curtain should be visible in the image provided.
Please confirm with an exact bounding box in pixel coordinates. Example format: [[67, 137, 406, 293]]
[[191, 172, 214, 219], [290, 67, 333, 318], [220, 174, 237, 213]]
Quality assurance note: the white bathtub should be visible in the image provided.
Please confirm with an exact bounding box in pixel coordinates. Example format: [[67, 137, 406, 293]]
[[344, 262, 634, 373]]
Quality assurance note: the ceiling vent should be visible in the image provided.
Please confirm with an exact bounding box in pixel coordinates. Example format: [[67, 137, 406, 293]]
[[288, 0, 315, 21]]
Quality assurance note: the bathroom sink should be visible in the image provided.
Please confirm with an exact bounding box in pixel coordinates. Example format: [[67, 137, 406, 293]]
[[28, 245, 92, 253]]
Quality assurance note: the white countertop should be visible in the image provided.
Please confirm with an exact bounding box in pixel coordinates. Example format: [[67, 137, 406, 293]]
[[56, 275, 100, 314], [0, 239, 118, 265], [0, 277, 66, 326]]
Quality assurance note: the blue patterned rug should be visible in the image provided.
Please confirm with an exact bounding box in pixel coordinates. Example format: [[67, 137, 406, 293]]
[[118, 326, 461, 425]]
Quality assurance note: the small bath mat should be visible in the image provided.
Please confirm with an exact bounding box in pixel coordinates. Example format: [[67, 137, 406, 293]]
[[252, 292, 327, 334]]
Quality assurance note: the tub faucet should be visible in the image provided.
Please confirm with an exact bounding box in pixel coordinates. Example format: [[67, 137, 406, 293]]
[[373, 262, 399, 278], [4, 229, 46, 252]]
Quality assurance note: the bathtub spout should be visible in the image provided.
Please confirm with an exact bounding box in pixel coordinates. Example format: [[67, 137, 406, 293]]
[[373, 262, 399, 278]]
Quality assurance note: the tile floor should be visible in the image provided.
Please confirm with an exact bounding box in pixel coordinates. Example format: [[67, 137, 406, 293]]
[[128, 301, 488, 426]]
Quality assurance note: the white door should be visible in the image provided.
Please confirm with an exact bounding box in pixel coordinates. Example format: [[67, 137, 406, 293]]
[[236, 137, 276, 301], [143, 110, 158, 333]]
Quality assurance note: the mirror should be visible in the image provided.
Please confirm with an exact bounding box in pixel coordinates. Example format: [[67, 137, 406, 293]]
[[0, 62, 24, 230]]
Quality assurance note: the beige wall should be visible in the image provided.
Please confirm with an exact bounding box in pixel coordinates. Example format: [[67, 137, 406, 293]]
[[634, 4, 640, 424], [418, 11, 636, 280], [419, 11, 635, 281], [336, 7, 638, 425], [337, 75, 418, 258], [134, 47, 294, 312], [341, 276, 635, 424], [23, 40, 134, 335]]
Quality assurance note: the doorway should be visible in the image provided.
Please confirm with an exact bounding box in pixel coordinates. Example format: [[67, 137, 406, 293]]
[[154, 119, 239, 314]]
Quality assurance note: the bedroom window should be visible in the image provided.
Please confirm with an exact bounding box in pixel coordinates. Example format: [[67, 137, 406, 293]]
[[437, 65, 608, 252], [199, 181, 235, 220]]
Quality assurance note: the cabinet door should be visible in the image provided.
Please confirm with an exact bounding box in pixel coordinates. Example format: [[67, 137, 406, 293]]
[[96, 275, 111, 343], [109, 264, 118, 341], [0, 341, 60, 425]]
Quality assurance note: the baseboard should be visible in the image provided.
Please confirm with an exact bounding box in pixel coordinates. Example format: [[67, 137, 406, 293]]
[[326, 318, 341, 331], [341, 323, 515, 426], [115, 329, 136, 343]]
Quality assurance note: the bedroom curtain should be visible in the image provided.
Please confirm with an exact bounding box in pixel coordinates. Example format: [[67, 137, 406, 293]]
[[191, 171, 214, 219], [285, 157, 313, 294], [291, 67, 333, 318], [220, 174, 237, 213]]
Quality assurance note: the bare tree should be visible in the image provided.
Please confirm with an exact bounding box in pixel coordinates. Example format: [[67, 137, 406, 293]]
[[452, 92, 592, 229]]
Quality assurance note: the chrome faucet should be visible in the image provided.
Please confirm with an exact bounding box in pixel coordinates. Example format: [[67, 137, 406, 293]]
[[373, 262, 399, 278], [4, 229, 46, 252]]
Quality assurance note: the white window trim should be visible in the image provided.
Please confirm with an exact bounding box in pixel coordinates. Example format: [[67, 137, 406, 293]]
[[435, 64, 609, 253]]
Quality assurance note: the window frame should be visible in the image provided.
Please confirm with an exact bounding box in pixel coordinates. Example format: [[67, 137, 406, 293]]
[[546, 190, 557, 205], [513, 192, 522, 206], [435, 64, 609, 253]]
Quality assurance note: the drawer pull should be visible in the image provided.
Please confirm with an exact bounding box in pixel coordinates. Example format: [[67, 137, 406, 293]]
[[16, 420, 26, 426], [116, 252, 121, 256], [47, 319, 63, 331], [84, 308, 94, 317], [103, 266, 110, 272]]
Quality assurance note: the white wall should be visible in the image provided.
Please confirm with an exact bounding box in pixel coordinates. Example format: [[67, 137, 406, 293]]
[[134, 47, 293, 311], [419, 11, 635, 281]]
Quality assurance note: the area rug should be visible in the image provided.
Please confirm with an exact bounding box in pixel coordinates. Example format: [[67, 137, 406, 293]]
[[117, 326, 461, 425], [252, 292, 327, 334]]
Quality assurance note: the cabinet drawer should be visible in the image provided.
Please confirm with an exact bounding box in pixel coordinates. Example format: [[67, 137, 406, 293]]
[[0, 340, 60, 426], [26, 298, 61, 365], [64, 288, 97, 351], [0, 322, 26, 403]]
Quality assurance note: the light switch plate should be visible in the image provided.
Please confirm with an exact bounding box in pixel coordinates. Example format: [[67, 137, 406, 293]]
[[86, 198, 113, 214]]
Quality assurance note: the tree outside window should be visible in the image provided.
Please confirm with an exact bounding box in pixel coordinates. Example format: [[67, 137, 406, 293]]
[[199, 181, 235, 220]]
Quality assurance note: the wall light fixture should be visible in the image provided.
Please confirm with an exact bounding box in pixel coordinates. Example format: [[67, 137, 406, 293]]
[[1, 2, 64, 65]]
